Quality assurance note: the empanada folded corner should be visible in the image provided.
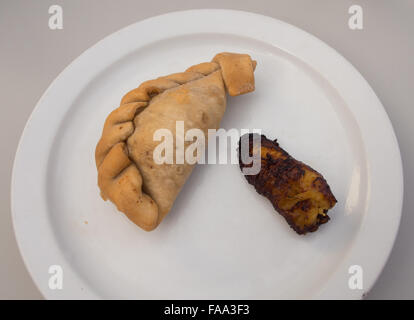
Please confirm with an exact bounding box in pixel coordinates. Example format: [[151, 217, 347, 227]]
[[95, 52, 256, 231]]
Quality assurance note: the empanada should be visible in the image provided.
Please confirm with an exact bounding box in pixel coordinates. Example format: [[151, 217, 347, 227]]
[[95, 53, 256, 231]]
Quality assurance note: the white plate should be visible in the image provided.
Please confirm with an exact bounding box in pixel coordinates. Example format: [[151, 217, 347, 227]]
[[11, 10, 403, 299]]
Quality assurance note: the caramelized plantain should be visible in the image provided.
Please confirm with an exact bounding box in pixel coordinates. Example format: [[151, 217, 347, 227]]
[[239, 133, 337, 234]]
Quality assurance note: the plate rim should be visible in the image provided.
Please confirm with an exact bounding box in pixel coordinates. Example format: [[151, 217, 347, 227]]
[[11, 9, 403, 299]]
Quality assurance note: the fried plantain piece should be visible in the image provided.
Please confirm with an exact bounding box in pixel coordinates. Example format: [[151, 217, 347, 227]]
[[238, 133, 337, 234]]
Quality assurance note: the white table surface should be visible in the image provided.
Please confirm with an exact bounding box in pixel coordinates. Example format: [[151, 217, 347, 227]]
[[1, 0, 412, 299]]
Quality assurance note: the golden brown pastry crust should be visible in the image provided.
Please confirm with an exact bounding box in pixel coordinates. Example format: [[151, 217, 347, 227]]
[[96, 53, 256, 231]]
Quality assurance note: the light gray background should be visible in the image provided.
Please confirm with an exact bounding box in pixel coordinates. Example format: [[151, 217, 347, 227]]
[[1, 0, 412, 299]]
